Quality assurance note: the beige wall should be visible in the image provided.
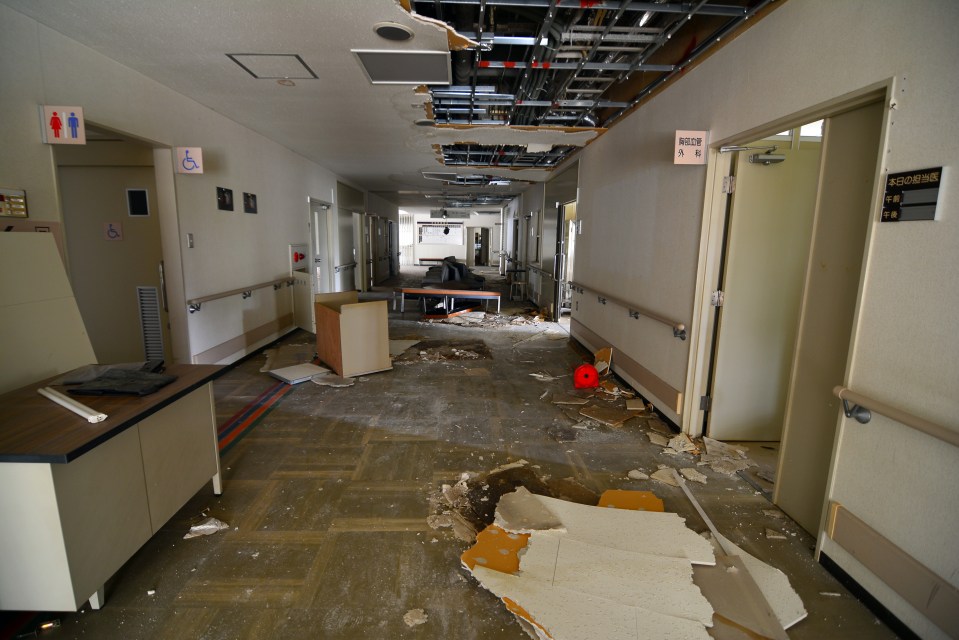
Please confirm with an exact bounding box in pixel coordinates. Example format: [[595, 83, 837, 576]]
[[0, 4, 339, 364], [569, 1, 958, 637]]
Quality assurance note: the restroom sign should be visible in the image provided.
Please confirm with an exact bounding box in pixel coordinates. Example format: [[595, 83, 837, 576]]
[[40, 106, 86, 145], [674, 130, 708, 165]]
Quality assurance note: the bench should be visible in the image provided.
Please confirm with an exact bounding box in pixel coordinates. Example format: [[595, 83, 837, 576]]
[[393, 287, 501, 316]]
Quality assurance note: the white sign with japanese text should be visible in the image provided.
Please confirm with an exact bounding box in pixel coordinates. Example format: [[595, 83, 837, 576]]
[[674, 130, 708, 165]]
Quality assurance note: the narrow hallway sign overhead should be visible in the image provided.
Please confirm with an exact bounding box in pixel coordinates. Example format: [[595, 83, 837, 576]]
[[675, 130, 708, 165]]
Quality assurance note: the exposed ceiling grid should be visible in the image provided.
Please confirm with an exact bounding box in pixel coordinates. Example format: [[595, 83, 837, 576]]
[[0, 0, 776, 210]]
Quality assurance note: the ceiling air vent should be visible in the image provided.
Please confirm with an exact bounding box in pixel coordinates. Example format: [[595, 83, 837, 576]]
[[352, 50, 450, 85]]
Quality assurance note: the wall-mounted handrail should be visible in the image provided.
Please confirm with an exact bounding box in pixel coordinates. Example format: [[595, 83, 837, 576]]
[[186, 277, 293, 313], [526, 264, 553, 278], [570, 280, 687, 340], [334, 262, 357, 273], [833, 386, 959, 448]]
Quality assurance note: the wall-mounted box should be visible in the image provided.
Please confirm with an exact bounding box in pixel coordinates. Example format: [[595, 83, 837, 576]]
[[314, 292, 391, 378]]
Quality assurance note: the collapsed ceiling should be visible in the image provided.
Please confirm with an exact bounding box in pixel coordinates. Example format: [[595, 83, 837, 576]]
[[405, 0, 775, 208]]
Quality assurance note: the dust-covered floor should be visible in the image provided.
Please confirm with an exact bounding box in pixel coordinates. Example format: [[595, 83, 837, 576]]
[[5, 271, 901, 639]]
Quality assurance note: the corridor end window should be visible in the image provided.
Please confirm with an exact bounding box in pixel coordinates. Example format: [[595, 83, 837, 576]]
[[418, 221, 463, 245]]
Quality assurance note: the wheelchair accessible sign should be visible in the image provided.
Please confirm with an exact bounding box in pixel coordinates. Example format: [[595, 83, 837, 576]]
[[175, 147, 204, 174]]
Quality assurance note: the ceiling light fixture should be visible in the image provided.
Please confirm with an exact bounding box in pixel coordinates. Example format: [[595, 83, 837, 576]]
[[373, 22, 414, 42]]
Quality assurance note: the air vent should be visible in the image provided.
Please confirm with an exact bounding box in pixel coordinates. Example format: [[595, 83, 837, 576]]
[[352, 50, 450, 85], [137, 286, 165, 360]]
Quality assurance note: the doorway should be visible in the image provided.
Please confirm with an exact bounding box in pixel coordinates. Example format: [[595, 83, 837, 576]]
[[310, 200, 332, 296], [56, 130, 172, 364], [700, 99, 885, 533]]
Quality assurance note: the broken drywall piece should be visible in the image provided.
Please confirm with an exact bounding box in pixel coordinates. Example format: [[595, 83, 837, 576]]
[[668, 433, 699, 454], [530, 371, 566, 381], [625, 398, 647, 412], [388, 339, 420, 357], [403, 608, 429, 627], [593, 347, 613, 375], [710, 533, 807, 629], [510, 534, 714, 627], [310, 374, 355, 387], [597, 490, 663, 512], [260, 342, 315, 372], [627, 469, 649, 481], [680, 468, 708, 484], [495, 487, 565, 533], [472, 566, 712, 640], [765, 528, 787, 540], [650, 468, 680, 487], [702, 437, 748, 459], [647, 432, 670, 447], [552, 393, 590, 406], [763, 509, 786, 519], [268, 363, 330, 384], [579, 404, 631, 428], [702, 456, 753, 475], [525, 494, 714, 565]]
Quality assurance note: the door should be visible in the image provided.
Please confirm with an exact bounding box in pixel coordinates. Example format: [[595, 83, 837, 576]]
[[310, 200, 332, 295], [58, 154, 171, 364], [290, 243, 313, 333], [707, 141, 823, 440], [466, 226, 478, 268], [776, 101, 884, 533]]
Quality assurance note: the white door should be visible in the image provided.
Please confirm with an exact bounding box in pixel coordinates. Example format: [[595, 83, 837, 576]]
[[707, 142, 823, 440], [776, 101, 884, 533], [310, 201, 332, 295]]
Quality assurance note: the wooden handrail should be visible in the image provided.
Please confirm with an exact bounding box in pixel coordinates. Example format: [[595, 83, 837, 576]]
[[186, 277, 293, 313], [570, 280, 687, 340], [833, 386, 959, 448]]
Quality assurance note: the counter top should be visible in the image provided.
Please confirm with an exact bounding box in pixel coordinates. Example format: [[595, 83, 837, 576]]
[[0, 364, 224, 463]]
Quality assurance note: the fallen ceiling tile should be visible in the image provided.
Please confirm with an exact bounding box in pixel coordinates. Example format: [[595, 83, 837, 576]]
[[523, 493, 714, 565], [495, 486, 565, 533]]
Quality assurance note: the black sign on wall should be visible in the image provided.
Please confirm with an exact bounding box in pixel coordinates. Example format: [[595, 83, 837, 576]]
[[881, 167, 942, 222]]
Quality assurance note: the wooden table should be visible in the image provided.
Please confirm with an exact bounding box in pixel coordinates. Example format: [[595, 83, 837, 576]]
[[0, 364, 224, 612]]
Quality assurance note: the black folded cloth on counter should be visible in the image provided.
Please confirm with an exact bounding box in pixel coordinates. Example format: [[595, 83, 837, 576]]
[[66, 368, 176, 396]]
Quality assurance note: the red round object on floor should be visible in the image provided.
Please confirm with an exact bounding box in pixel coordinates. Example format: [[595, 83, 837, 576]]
[[573, 363, 599, 389]]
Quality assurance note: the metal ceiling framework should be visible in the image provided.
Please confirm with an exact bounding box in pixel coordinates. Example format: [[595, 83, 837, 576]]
[[412, 0, 775, 172]]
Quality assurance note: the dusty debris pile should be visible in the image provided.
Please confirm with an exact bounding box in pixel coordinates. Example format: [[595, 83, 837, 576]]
[[427, 460, 599, 543]]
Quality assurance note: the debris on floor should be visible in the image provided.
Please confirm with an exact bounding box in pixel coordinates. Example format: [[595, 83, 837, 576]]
[[529, 371, 567, 382], [668, 433, 700, 454], [699, 437, 756, 475], [650, 467, 681, 487], [625, 398, 649, 412], [593, 347, 613, 375], [463, 488, 716, 640], [627, 469, 649, 481], [578, 404, 632, 428], [268, 363, 330, 385], [388, 339, 420, 358], [403, 608, 429, 627], [427, 460, 598, 543], [310, 374, 355, 388], [679, 468, 708, 484], [765, 528, 788, 540], [551, 393, 590, 406], [259, 342, 314, 372], [183, 517, 229, 539], [647, 432, 670, 447], [393, 339, 493, 363]]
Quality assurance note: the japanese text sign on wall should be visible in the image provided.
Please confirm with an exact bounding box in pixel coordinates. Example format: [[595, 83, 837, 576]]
[[40, 106, 86, 145], [880, 167, 942, 222], [674, 130, 708, 165]]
